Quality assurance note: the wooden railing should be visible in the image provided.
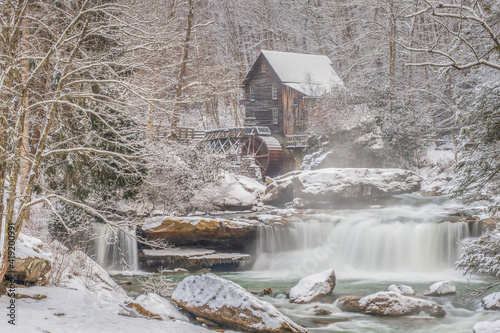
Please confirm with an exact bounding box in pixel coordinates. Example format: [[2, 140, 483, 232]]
[[285, 135, 308, 148], [176, 127, 206, 141]]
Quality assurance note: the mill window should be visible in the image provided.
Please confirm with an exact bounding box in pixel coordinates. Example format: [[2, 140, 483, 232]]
[[250, 86, 255, 101], [272, 108, 278, 125], [293, 97, 298, 106], [272, 85, 278, 100]]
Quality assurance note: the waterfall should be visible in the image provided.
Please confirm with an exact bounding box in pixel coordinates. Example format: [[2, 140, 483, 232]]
[[93, 223, 138, 271], [252, 199, 479, 279]]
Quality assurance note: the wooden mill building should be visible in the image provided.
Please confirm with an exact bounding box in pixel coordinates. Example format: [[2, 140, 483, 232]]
[[242, 50, 344, 145]]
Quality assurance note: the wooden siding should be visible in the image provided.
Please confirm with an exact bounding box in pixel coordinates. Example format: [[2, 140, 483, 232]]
[[243, 53, 311, 140], [282, 86, 307, 136], [244, 55, 284, 138]]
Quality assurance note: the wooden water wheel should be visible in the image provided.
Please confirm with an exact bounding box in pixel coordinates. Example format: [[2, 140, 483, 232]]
[[241, 136, 283, 174]]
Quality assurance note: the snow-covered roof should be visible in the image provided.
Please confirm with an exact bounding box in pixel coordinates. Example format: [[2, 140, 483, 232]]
[[259, 50, 344, 97]]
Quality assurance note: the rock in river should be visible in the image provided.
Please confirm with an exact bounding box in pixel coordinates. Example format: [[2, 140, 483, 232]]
[[336, 292, 445, 317], [172, 273, 307, 333], [423, 281, 456, 296], [289, 268, 336, 304]]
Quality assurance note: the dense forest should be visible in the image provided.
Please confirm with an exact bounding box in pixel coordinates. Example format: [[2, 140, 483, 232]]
[[0, 0, 499, 314]]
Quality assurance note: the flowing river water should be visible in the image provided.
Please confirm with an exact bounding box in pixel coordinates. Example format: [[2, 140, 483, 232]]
[[109, 194, 500, 332], [220, 194, 500, 332]]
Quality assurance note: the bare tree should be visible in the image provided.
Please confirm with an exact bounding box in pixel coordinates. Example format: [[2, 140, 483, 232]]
[[0, 0, 169, 283]]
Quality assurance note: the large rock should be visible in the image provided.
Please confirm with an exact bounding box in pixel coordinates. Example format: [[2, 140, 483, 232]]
[[9, 257, 51, 283], [336, 292, 445, 317], [474, 320, 500, 333], [172, 273, 307, 333], [423, 281, 456, 296], [263, 168, 421, 206], [289, 268, 336, 304], [141, 217, 257, 249], [139, 248, 251, 271], [482, 292, 500, 310], [294, 168, 421, 202]]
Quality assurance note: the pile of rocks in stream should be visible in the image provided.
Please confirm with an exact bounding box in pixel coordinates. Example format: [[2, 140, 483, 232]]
[[169, 269, 485, 333]]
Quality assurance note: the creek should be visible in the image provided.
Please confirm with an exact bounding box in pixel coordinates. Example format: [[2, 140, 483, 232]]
[[108, 194, 500, 332]]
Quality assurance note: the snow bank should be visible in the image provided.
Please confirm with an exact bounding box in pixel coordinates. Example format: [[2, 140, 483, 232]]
[[15, 233, 52, 260], [222, 173, 266, 207], [172, 273, 307, 333], [424, 281, 456, 296], [132, 293, 188, 321], [1, 232, 213, 333], [289, 268, 336, 303]]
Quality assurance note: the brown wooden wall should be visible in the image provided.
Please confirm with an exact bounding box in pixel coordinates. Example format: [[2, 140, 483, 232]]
[[244, 55, 284, 138], [244, 54, 309, 140]]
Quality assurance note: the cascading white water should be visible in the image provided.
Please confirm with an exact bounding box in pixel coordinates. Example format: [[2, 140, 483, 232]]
[[252, 195, 479, 279], [93, 223, 138, 271]]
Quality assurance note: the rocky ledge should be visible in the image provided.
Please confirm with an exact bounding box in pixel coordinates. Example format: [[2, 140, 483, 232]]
[[140, 216, 258, 250], [263, 168, 422, 207], [139, 248, 251, 271]]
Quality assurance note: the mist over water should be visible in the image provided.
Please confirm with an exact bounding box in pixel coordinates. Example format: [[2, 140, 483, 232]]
[[252, 194, 479, 280]]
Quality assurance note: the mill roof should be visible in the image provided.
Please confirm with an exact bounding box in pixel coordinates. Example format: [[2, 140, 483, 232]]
[[245, 50, 344, 96]]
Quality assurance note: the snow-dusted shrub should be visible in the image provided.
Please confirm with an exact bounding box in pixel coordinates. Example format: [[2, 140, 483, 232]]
[[137, 140, 227, 214], [451, 79, 500, 214], [138, 270, 177, 297], [456, 232, 500, 277]]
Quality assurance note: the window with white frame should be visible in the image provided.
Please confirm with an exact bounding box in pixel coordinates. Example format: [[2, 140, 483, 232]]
[[262, 63, 266, 73], [250, 86, 255, 101], [272, 85, 278, 99], [272, 108, 278, 125], [293, 97, 298, 106]]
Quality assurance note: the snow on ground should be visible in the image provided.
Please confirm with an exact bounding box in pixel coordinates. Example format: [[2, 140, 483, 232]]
[[134, 293, 188, 321], [0, 233, 213, 333], [222, 173, 266, 207]]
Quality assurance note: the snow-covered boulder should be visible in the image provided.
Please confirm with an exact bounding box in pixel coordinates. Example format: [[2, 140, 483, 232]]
[[127, 293, 188, 321], [294, 168, 421, 202], [385, 284, 416, 296], [473, 320, 500, 333], [10, 233, 52, 283], [336, 292, 445, 317], [262, 172, 300, 205], [482, 292, 500, 310], [172, 273, 307, 333], [289, 268, 336, 304], [141, 216, 257, 249], [263, 168, 421, 206], [221, 173, 266, 208], [424, 281, 456, 296]]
